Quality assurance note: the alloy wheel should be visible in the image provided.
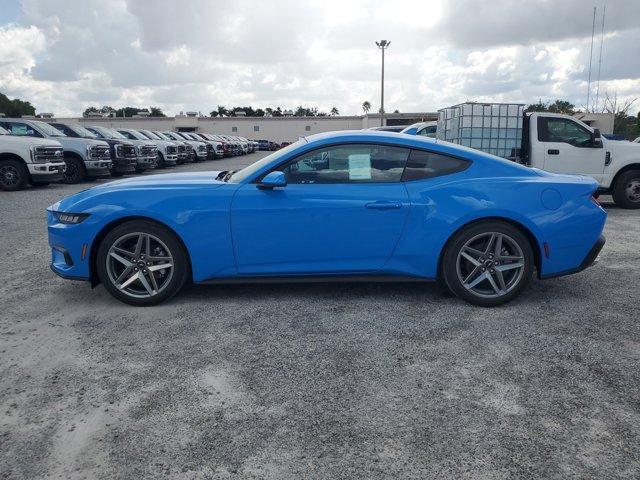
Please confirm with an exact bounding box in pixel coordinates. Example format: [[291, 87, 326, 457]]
[[626, 179, 640, 203], [456, 232, 525, 299], [0, 165, 20, 187], [106, 232, 174, 299]]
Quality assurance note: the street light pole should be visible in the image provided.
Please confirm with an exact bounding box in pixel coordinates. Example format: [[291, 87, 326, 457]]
[[376, 40, 390, 126]]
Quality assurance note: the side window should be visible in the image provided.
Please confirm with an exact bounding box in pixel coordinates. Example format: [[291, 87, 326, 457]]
[[55, 125, 75, 137], [401, 150, 470, 182], [418, 126, 437, 138], [5, 122, 42, 137], [539, 117, 592, 147], [119, 131, 135, 140], [281, 144, 409, 184]]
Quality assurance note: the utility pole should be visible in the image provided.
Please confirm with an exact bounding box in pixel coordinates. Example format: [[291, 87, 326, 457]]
[[595, 5, 606, 112], [586, 7, 596, 112], [376, 40, 390, 126]]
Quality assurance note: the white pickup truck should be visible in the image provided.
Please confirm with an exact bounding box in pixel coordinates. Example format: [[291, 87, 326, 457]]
[[0, 124, 65, 191], [521, 112, 640, 208], [413, 105, 640, 209]]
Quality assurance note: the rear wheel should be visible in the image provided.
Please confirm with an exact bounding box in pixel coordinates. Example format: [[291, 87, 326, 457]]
[[0, 159, 28, 191], [612, 170, 640, 209], [62, 155, 85, 184], [96, 220, 189, 306], [157, 152, 166, 168], [441, 221, 534, 307]]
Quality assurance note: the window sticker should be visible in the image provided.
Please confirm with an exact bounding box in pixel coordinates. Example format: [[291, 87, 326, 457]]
[[348, 154, 372, 180], [12, 125, 28, 135]]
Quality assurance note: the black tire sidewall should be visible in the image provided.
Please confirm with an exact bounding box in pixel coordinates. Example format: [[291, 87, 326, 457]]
[[612, 170, 640, 209], [442, 220, 534, 307], [0, 159, 28, 191], [96, 220, 189, 306]]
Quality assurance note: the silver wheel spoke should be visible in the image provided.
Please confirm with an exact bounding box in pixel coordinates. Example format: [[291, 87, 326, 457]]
[[120, 271, 140, 289], [498, 255, 522, 262], [486, 272, 502, 294], [460, 251, 481, 266], [494, 234, 503, 257], [496, 261, 524, 272], [463, 246, 485, 258], [494, 269, 507, 292], [134, 234, 145, 257], [484, 233, 496, 254], [109, 251, 133, 267], [465, 271, 488, 289], [114, 266, 133, 285], [138, 271, 155, 294], [147, 270, 159, 292], [148, 263, 173, 272], [113, 246, 135, 258]]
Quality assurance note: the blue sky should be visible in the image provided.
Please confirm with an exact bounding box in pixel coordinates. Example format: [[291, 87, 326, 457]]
[[1, 0, 639, 116]]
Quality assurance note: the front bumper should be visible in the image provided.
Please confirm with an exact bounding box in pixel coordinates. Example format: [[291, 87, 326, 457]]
[[112, 156, 137, 173], [85, 159, 113, 177], [48, 211, 92, 281], [136, 156, 156, 171], [29, 162, 66, 182]]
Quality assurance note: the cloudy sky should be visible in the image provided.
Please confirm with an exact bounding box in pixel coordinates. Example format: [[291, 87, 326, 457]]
[[0, 0, 639, 116]]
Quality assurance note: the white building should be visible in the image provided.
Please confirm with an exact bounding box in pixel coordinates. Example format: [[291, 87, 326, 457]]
[[50, 112, 438, 143]]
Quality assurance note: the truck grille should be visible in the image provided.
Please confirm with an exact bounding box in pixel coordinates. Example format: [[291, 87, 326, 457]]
[[140, 145, 157, 157], [33, 146, 64, 164], [166, 145, 177, 155], [177, 145, 186, 154], [89, 145, 111, 159], [123, 145, 136, 157]]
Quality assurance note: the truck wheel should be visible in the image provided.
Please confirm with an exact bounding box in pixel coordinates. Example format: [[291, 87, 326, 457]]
[[612, 170, 640, 209], [157, 153, 166, 168], [441, 220, 534, 307], [62, 156, 86, 184], [0, 159, 28, 191]]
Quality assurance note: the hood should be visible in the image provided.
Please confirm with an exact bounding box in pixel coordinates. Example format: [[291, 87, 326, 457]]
[[1, 135, 62, 147], [56, 137, 109, 148], [606, 138, 640, 157], [48, 171, 227, 212]]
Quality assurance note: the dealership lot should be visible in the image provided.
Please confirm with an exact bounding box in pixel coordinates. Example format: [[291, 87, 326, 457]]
[[1, 152, 639, 478]]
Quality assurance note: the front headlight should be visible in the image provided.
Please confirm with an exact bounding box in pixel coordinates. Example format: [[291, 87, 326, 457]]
[[54, 212, 90, 224], [114, 144, 124, 158]]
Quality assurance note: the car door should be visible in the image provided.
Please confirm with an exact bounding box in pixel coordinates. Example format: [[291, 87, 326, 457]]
[[230, 143, 411, 275], [538, 116, 605, 181]]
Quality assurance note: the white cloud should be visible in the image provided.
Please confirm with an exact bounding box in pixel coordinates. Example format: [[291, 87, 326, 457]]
[[0, 0, 638, 116]]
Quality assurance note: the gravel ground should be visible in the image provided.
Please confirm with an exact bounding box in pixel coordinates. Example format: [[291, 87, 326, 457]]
[[1, 153, 639, 479]]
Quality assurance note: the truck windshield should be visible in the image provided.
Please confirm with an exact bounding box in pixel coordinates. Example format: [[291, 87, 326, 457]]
[[34, 121, 66, 137], [141, 130, 161, 140], [106, 129, 127, 140], [154, 132, 171, 141], [69, 125, 97, 138]]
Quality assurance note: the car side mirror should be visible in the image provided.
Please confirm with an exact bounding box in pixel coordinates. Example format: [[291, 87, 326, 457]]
[[257, 171, 287, 190], [592, 128, 602, 147]]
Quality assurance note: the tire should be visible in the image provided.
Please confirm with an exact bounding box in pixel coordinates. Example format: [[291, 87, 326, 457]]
[[62, 155, 85, 184], [96, 220, 189, 306], [0, 159, 28, 191], [157, 153, 166, 169], [441, 220, 534, 307], [612, 170, 640, 209]]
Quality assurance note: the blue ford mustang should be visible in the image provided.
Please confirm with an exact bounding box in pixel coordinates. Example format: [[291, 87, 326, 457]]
[[47, 131, 606, 307]]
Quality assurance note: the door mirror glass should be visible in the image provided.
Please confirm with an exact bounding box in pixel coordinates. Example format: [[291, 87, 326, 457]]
[[258, 171, 287, 190]]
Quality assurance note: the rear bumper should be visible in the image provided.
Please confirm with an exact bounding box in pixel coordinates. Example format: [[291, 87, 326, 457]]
[[540, 235, 605, 279]]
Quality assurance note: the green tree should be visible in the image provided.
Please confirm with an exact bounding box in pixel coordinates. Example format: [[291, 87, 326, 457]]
[[0, 92, 36, 117], [524, 99, 549, 113], [149, 107, 165, 117], [362, 101, 371, 114], [548, 100, 575, 115], [330, 106, 339, 116]]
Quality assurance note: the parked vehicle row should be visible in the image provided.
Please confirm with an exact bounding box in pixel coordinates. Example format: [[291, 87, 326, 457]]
[[0, 119, 258, 191]]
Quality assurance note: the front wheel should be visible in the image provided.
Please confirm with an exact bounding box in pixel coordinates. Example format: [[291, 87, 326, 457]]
[[96, 221, 189, 306], [62, 156, 85, 184], [0, 159, 28, 191], [441, 221, 534, 307], [612, 170, 640, 209]]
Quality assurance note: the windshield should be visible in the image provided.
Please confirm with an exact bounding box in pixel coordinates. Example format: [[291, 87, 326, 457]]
[[155, 132, 171, 141], [141, 130, 161, 140], [106, 128, 127, 140], [34, 121, 66, 137], [69, 124, 97, 138], [229, 139, 305, 183]]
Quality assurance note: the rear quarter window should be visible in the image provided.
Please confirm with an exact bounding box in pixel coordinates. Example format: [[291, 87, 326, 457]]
[[402, 149, 470, 181]]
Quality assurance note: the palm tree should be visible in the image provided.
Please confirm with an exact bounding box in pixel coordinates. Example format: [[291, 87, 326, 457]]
[[362, 101, 371, 114], [330, 106, 339, 116], [216, 105, 228, 117]]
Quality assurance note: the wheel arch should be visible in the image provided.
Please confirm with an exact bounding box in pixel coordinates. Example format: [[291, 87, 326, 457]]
[[88, 215, 193, 287], [437, 216, 543, 279], [0, 152, 28, 164], [611, 163, 640, 186]]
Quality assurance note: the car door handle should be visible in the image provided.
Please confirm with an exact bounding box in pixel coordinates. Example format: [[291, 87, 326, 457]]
[[547, 149, 559, 155], [365, 201, 402, 210]]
